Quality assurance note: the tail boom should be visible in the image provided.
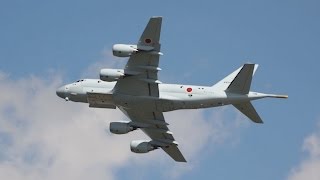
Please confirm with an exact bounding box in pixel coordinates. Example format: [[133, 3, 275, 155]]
[[266, 94, 289, 99]]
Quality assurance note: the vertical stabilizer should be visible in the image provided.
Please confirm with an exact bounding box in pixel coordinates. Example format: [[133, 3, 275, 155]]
[[212, 66, 243, 91], [212, 64, 258, 94], [226, 64, 256, 94]]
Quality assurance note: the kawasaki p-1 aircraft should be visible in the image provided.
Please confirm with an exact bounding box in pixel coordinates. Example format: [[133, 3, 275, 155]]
[[56, 17, 288, 162]]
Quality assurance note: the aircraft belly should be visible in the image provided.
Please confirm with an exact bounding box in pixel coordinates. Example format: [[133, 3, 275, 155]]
[[69, 94, 88, 103], [113, 94, 158, 111], [112, 91, 255, 112], [113, 93, 180, 112]]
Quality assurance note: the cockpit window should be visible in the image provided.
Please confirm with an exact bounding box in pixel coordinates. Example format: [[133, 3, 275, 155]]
[[75, 79, 84, 83]]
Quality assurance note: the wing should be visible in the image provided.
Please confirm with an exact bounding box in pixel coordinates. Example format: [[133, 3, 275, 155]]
[[114, 17, 186, 162], [113, 16, 162, 97], [119, 107, 187, 162]]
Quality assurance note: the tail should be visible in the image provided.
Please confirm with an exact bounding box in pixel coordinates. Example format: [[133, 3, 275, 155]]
[[212, 63, 288, 123], [212, 63, 258, 94]]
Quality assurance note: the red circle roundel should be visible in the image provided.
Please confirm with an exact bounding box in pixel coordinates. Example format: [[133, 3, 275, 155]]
[[186, 87, 192, 93], [145, 38, 152, 44]]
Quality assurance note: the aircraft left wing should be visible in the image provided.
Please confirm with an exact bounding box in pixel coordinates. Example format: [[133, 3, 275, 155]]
[[119, 107, 187, 162]]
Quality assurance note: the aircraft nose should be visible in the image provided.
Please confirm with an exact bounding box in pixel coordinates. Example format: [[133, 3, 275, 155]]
[[56, 86, 66, 98]]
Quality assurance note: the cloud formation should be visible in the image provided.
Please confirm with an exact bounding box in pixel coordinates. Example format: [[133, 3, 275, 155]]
[[0, 66, 246, 179], [288, 121, 320, 180]]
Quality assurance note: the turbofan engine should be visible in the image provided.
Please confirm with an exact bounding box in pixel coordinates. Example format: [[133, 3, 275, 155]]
[[130, 140, 156, 153], [100, 69, 124, 82], [109, 121, 135, 134], [112, 44, 137, 57]]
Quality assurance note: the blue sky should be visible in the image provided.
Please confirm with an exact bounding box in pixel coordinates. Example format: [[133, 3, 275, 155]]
[[0, 1, 320, 180]]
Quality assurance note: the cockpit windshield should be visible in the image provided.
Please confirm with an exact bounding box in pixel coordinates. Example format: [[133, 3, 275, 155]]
[[75, 79, 84, 83]]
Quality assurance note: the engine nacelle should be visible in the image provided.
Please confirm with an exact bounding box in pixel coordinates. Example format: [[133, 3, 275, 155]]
[[112, 44, 137, 57], [130, 140, 155, 153], [100, 69, 124, 82], [110, 121, 134, 134]]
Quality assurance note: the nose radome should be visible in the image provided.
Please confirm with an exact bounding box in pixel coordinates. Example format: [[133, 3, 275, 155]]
[[56, 86, 66, 98]]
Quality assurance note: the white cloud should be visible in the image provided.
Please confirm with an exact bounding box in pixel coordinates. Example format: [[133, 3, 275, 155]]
[[124, 107, 248, 179], [0, 68, 246, 180], [0, 73, 130, 180], [288, 122, 320, 180]]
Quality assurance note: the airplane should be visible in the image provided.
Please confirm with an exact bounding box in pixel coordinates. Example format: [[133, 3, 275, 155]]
[[56, 16, 288, 162]]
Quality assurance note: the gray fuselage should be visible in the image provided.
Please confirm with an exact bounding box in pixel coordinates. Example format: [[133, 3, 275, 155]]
[[56, 79, 268, 112]]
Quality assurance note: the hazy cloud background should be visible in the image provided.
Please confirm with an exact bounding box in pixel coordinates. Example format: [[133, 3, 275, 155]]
[[0, 66, 246, 179], [288, 120, 320, 180], [1, 0, 319, 179]]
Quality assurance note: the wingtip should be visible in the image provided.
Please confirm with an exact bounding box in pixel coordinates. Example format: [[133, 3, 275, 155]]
[[255, 120, 264, 124], [251, 118, 263, 124], [176, 158, 187, 163], [151, 16, 162, 19]]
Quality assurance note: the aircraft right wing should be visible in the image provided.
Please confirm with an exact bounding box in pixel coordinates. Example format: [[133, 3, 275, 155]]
[[118, 107, 187, 162], [113, 17, 162, 97]]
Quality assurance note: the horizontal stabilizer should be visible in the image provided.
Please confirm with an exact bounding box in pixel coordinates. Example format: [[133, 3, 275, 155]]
[[233, 102, 263, 123]]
